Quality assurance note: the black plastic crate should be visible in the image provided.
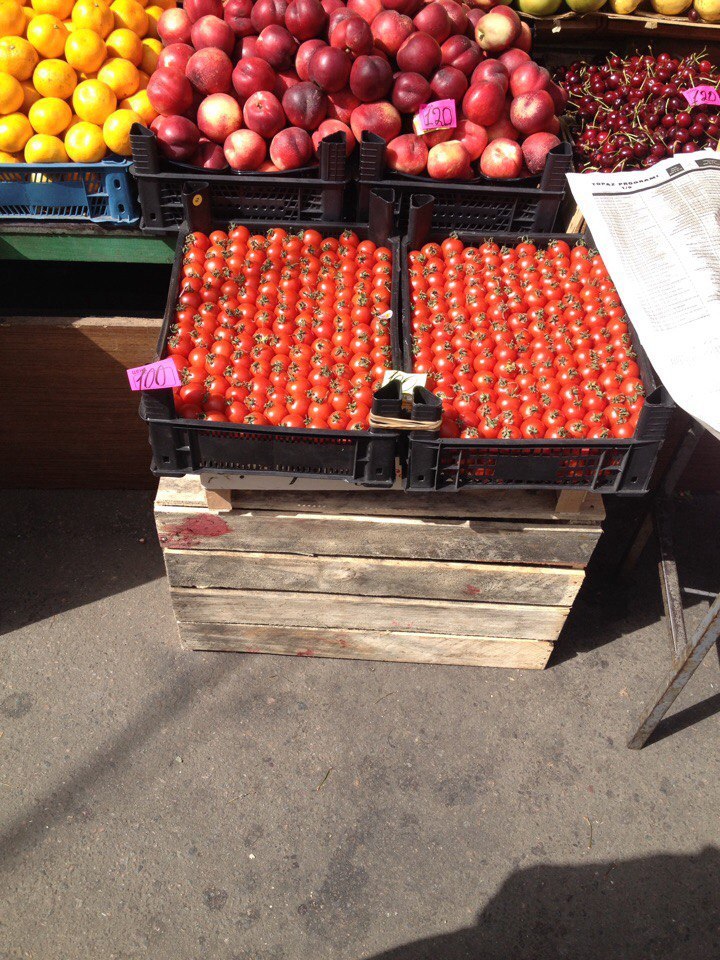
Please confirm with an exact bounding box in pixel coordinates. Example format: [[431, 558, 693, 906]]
[[356, 130, 573, 233], [400, 196, 674, 496], [140, 185, 403, 487], [130, 125, 351, 234]]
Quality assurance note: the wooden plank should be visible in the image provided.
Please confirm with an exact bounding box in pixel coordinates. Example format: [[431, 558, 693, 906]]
[[232, 489, 605, 522], [0, 316, 161, 489], [204, 489, 233, 513], [170, 586, 569, 641], [177, 622, 553, 669], [163, 548, 584, 606], [156, 476, 211, 510], [1, 315, 161, 329], [156, 475, 605, 523], [156, 509, 601, 567], [556, 490, 591, 516]]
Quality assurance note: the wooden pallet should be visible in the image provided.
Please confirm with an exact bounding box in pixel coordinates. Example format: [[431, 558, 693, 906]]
[[155, 477, 604, 670]]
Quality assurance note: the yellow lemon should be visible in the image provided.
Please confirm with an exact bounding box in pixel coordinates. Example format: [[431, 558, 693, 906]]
[[72, 77, 116, 124], [105, 27, 142, 64], [0, 0, 26, 35], [119, 86, 154, 123], [24, 131, 68, 161], [139, 35, 160, 73], [71, 0, 113, 37], [28, 95, 71, 135], [64, 118, 105, 160], [65, 28, 106, 73], [97, 56, 138, 98], [32, 58, 76, 98], [102, 105, 138, 154], [0, 73, 24, 115], [19, 78, 40, 111], [30, 0, 72, 16], [22, 4, 35, 21], [0, 111, 33, 151], [151, 0, 174, 8], [26, 13, 68, 58], [0, 37, 39, 81], [135, 67, 148, 89], [0, 148, 20, 161], [110, 0, 147, 35]]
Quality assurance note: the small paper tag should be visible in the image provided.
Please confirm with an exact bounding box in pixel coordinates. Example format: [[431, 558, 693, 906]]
[[414, 99, 457, 135], [127, 356, 182, 391], [682, 85, 720, 107], [382, 369, 427, 396]]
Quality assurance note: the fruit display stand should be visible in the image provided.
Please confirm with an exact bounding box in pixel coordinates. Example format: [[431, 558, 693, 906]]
[[356, 130, 574, 231], [130, 126, 351, 233], [0, 157, 139, 224], [154, 475, 604, 669], [526, 9, 720, 55]]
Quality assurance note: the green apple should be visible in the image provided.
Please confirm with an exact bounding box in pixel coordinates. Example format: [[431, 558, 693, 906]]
[[518, 0, 563, 13]]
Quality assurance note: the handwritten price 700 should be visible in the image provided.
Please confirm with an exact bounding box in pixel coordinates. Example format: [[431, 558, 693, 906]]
[[127, 356, 182, 391]]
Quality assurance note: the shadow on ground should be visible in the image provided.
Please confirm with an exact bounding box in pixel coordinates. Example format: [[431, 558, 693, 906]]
[[1, 488, 164, 635], [553, 493, 720, 667], [0, 654, 239, 871], [364, 848, 720, 960]]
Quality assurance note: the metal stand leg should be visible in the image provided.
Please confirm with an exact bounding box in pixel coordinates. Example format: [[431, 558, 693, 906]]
[[626, 421, 720, 748], [628, 590, 720, 749]]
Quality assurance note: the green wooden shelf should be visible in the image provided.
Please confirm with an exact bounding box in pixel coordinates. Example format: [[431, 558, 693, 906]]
[[0, 225, 175, 264]]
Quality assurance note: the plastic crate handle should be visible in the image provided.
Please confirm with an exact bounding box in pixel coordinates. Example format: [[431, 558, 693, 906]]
[[318, 131, 347, 182], [130, 123, 159, 175], [406, 194, 435, 249], [181, 180, 211, 233]]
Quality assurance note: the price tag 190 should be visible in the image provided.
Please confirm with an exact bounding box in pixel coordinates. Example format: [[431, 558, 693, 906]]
[[682, 85, 720, 107], [127, 356, 182, 391], [414, 99, 457, 135]]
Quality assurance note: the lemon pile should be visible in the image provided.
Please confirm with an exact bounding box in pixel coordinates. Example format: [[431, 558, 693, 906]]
[[0, 0, 175, 163]]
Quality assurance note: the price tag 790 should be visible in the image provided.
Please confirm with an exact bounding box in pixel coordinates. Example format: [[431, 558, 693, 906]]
[[414, 99, 457, 135], [682, 85, 720, 107], [127, 356, 182, 391]]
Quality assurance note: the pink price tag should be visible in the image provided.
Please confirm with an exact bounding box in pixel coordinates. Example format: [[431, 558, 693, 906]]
[[414, 99, 457, 134], [682, 85, 720, 107], [127, 356, 182, 391]]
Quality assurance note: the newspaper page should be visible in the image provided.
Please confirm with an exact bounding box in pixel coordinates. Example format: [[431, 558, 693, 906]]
[[566, 150, 720, 440]]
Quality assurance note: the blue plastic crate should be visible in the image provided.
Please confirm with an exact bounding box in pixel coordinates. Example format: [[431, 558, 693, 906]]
[[0, 157, 139, 224]]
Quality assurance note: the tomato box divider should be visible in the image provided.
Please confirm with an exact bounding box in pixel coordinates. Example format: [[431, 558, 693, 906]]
[[139, 183, 404, 487], [398, 194, 675, 496]]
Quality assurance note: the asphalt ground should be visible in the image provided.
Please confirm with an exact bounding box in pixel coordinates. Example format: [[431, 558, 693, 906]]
[[1, 490, 719, 960]]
